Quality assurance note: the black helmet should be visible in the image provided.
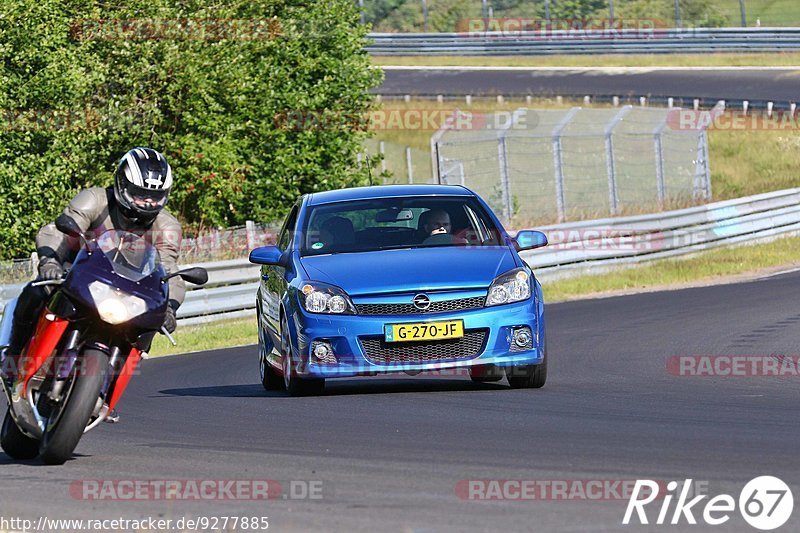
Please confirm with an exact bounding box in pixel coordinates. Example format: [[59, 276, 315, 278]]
[[114, 147, 173, 224]]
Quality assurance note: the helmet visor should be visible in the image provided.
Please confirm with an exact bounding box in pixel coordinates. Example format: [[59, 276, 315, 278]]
[[121, 183, 169, 213]]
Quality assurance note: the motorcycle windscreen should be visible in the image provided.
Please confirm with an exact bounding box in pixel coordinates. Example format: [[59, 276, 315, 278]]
[[96, 230, 160, 281]]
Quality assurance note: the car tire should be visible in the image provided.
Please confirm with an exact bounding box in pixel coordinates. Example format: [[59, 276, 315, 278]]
[[1, 409, 40, 460], [281, 315, 325, 397], [506, 342, 547, 389], [259, 325, 283, 391], [469, 364, 504, 382], [260, 353, 284, 391]]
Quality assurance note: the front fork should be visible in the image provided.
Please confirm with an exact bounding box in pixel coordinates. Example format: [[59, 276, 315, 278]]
[[2, 309, 141, 438]]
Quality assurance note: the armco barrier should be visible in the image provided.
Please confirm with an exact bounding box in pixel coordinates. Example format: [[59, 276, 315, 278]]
[[2, 188, 800, 322], [366, 28, 800, 55]]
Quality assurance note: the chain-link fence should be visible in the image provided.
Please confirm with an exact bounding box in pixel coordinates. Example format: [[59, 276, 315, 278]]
[[359, 1, 800, 30], [364, 139, 435, 185], [431, 106, 713, 226]]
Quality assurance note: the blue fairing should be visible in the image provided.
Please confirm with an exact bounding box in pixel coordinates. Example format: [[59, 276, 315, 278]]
[[64, 245, 169, 331]]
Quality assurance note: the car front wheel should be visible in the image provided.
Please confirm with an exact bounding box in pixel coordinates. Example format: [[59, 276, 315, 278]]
[[506, 342, 547, 389]]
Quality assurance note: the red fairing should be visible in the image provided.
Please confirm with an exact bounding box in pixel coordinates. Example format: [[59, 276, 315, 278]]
[[107, 348, 141, 411], [21, 310, 69, 396]]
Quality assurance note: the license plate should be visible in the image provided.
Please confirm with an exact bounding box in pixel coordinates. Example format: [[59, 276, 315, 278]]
[[384, 320, 464, 343]]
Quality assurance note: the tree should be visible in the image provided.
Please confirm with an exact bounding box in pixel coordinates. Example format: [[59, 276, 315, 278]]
[[0, 0, 382, 259]]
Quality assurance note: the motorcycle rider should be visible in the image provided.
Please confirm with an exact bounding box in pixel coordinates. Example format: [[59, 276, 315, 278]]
[[1, 148, 185, 418]]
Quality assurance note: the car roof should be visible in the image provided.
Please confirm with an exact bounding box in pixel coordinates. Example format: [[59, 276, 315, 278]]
[[306, 184, 474, 206]]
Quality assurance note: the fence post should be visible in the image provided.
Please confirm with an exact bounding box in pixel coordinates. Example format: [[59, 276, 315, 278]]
[[406, 147, 414, 184], [379, 141, 387, 178], [551, 107, 580, 223], [430, 109, 464, 184], [30, 252, 38, 278], [245, 220, 256, 250], [604, 105, 632, 216], [694, 132, 712, 201], [496, 108, 527, 222], [653, 114, 670, 208]]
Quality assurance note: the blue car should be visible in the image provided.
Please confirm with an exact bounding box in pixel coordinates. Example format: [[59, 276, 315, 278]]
[[249, 184, 549, 395]]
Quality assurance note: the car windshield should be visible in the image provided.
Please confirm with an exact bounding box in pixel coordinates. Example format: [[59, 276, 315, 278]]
[[301, 196, 503, 256], [96, 230, 160, 281]]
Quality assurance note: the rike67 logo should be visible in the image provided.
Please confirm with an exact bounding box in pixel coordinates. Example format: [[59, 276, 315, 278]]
[[623, 477, 793, 530]]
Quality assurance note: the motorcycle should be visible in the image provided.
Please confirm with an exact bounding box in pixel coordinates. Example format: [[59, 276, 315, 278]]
[[0, 219, 207, 464]]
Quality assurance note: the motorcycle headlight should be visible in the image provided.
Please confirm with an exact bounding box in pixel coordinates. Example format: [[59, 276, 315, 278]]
[[88, 281, 148, 325], [299, 282, 355, 315], [486, 268, 532, 307]]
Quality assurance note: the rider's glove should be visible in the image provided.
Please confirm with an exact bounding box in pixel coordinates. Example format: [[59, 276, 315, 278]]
[[162, 306, 177, 334], [38, 261, 64, 281]]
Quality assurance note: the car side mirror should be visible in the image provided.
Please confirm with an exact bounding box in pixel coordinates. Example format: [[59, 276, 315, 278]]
[[249, 245, 286, 266], [514, 230, 548, 251], [165, 267, 209, 286]]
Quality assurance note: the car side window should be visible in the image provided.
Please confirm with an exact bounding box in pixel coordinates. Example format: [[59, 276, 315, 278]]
[[278, 206, 299, 251]]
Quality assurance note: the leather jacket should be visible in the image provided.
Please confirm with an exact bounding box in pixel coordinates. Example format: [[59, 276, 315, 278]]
[[35, 187, 186, 308]]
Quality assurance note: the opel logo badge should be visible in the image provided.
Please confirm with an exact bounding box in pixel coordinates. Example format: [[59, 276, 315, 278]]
[[413, 294, 431, 310]]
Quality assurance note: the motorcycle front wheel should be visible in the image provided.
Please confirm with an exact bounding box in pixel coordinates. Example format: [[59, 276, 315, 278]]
[[1, 409, 40, 460], [39, 349, 106, 465]]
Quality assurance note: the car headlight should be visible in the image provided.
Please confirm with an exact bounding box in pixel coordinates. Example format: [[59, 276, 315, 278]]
[[299, 282, 355, 315], [486, 268, 532, 307], [88, 281, 148, 325]]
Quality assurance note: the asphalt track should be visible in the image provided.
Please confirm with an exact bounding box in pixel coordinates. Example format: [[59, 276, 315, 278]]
[[377, 66, 800, 104], [2, 270, 800, 532]]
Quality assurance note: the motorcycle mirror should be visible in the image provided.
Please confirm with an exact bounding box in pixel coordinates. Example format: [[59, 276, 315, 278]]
[[166, 267, 209, 286], [55, 214, 83, 239]]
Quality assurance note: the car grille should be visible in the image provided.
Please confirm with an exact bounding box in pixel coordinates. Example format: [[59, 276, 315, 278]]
[[356, 296, 485, 316], [360, 329, 488, 365]]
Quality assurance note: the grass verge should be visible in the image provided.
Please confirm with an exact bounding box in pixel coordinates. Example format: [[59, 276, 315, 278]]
[[153, 234, 800, 356], [372, 53, 800, 68], [150, 318, 257, 358]]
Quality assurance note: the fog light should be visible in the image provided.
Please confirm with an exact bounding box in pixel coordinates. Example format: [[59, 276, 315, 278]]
[[311, 341, 337, 364], [511, 327, 533, 351]]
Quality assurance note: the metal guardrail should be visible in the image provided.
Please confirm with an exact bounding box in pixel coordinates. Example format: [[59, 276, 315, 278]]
[[367, 28, 800, 55], [2, 188, 800, 322], [523, 188, 800, 280]]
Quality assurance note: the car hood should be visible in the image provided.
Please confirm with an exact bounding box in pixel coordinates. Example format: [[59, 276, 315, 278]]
[[299, 247, 518, 296]]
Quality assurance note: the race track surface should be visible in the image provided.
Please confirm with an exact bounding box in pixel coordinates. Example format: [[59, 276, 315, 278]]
[[377, 66, 800, 103], [2, 271, 800, 531]]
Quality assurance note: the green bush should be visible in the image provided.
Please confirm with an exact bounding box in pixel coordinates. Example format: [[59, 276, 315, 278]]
[[0, 0, 382, 259]]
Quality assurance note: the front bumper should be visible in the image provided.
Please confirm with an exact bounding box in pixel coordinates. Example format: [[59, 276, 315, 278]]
[[287, 296, 544, 379]]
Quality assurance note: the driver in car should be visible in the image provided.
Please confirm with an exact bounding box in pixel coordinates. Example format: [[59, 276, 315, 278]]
[[2, 148, 185, 422], [420, 209, 468, 246], [421, 209, 452, 237]]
